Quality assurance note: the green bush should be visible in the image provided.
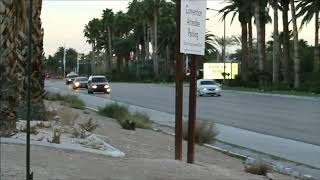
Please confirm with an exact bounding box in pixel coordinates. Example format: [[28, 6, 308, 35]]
[[45, 92, 64, 101], [64, 95, 86, 110], [98, 103, 152, 130], [98, 103, 130, 120], [130, 112, 152, 129], [45, 92, 85, 110], [245, 163, 271, 176], [182, 120, 219, 145]]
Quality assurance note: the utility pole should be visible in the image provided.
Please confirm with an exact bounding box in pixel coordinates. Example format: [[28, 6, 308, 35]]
[[175, 0, 183, 161], [63, 45, 66, 78], [26, 0, 33, 179]]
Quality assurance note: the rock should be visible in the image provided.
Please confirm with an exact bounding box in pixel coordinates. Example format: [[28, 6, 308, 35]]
[[83, 110, 90, 114], [302, 175, 316, 180], [54, 115, 60, 121]]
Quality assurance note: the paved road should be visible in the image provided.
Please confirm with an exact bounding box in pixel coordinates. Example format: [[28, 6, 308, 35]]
[[45, 81, 320, 146]]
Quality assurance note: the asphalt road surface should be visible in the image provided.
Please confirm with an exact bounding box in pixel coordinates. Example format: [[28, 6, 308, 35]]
[[46, 81, 320, 146]]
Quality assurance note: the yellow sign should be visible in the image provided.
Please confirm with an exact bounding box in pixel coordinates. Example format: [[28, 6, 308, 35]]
[[203, 63, 238, 79]]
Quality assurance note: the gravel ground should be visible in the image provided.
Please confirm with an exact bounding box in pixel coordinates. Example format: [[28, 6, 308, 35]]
[[1, 101, 298, 180]]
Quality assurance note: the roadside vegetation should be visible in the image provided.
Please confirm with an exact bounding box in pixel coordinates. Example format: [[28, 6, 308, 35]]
[[45, 92, 86, 110], [98, 103, 152, 130], [183, 121, 219, 145], [245, 163, 271, 176]]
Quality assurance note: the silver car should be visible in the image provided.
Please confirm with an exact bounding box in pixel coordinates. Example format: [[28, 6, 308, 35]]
[[197, 79, 221, 96]]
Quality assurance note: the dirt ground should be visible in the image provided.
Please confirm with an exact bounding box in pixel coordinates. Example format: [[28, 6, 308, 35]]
[[0, 101, 298, 180]]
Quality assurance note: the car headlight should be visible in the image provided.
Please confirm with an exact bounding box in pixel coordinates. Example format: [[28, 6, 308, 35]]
[[75, 82, 80, 87], [92, 85, 97, 89], [202, 88, 207, 91], [68, 79, 71, 81], [106, 88, 111, 92], [104, 85, 110, 89]]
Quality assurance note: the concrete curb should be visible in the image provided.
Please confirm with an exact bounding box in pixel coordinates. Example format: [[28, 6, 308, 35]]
[[1, 136, 125, 158]]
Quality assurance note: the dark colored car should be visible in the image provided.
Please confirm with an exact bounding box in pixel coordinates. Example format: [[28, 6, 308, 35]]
[[87, 76, 111, 94], [66, 73, 78, 85], [72, 77, 88, 90]]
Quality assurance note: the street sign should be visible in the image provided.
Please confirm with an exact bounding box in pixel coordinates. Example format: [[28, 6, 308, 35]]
[[180, 0, 207, 55]]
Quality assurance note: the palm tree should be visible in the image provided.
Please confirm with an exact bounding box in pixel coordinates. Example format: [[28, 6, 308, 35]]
[[20, 0, 46, 120], [219, 0, 251, 82], [280, 0, 290, 84], [84, 18, 102, 74], [102, 9, 114, 73], [0, 0, 26, 136], [254, 0, 269, 79], [272, 0, 280, 83], [297, 0, 320, 73], [290, 0, 300, 88], [211, 35, 238, 62]]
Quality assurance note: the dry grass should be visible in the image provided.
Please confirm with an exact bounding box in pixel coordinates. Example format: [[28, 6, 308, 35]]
[[79, 118, 98, 132], [183, 120, 219, 145], [245, 163, 271, 176]]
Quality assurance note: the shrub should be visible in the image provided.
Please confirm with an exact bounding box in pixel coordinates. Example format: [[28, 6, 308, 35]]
[[45, 92, 86, 110], [129, 112, 152, 129], [79, 118, 98, 132], [64, 95, 86, 110], [182, 120, 219, 145], [99, 103, 152, 130], [45, 92, 64, 101], [245, 163, 271, 176], [98, 103, 129, 120]]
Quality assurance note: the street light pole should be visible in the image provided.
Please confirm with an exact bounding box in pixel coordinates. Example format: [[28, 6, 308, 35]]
[[206, 8, 227, 81]]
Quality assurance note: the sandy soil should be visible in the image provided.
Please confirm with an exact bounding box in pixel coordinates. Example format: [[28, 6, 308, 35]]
[[0, 101, 297, 180]]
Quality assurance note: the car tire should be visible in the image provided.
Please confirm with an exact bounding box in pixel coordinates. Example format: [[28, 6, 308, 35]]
[[217, 94, 221, 97]]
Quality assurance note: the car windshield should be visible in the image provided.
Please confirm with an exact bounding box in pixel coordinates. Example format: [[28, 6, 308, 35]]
[[200, 81, 215, 85], [77, 77, 88, 81], [67, 75, 77, 78], [92, 77, 107, 83]]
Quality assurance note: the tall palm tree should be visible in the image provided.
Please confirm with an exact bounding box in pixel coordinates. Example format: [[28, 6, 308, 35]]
[[0, 0, 26, 136], [280, 0, 290, 84], [211, 35, 238, 62], [102, 9, 114, 73], [84, 18, 102, 74], [17, 0, 46, 120], [297, 0, 320, 73], [254, 0, 269, 79], [290, 0, 300, 88], [219, 0, 251, 82], [272, 0, 280, 83]]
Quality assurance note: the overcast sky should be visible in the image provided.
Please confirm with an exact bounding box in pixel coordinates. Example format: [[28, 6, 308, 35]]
[[41, 0, 315, 57]]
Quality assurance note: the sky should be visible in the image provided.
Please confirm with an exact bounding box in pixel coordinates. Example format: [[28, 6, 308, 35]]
[[41, 0, 316, 57]]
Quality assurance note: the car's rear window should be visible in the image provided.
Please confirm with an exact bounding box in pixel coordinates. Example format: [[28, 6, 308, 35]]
[[200, 81, 215, 85], [67, 75, 77, 78], [92, 77, 107, 83], [77, 77, 88, 81]]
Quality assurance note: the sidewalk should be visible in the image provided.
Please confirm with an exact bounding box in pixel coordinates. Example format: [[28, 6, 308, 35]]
[[1, 101, 295, 180]]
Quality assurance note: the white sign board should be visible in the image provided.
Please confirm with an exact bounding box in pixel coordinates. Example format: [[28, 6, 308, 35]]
[[180, 0, 207, 55]]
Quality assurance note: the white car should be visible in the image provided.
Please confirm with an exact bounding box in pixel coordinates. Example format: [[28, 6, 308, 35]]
[[197, 79, 221, 97]]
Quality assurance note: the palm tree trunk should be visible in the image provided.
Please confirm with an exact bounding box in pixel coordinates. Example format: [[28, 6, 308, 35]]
[[248, 17, 253, 69], [30, 0, 46, 120], [314, 11, 319, 73], [290, 0, 300, 88], [273, 0, 280, 83], [241, 22, 249, 82], [281, 0, 290, 84], [153, 9, 159, 78], [0, 0, 26, 136], [254, 0, 264, 74], [107, 27, 112, 73]]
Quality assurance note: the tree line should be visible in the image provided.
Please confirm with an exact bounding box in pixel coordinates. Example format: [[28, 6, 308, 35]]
[[82, 0, 319, 90]]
